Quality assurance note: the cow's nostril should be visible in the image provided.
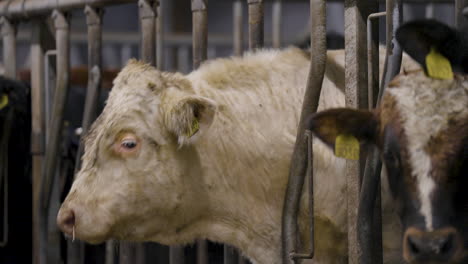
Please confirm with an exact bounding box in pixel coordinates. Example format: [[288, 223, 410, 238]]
[[57, 208, 75, 235], [64, 210, 75, 227]]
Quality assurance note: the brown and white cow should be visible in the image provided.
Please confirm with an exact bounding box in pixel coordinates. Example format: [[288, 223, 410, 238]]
[[308, 19, 468, 264], [56, 44, 419, 263]]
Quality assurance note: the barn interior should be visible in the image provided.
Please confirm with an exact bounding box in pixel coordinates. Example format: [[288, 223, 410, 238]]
[[0, 0, 465, 264]]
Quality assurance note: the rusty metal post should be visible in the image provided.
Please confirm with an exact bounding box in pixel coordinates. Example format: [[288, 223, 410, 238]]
[[379, 0, 402, 97], [139, 0, 158, 65], [191, 0, 207, 69], [39, 10, 70, 264], [272, 0, 282, 48], [455, 0, 468, 28], [1, 18, 17, 79], [282, 1, 326, 263], [191, 1, 208, 262], [224, 245, 239, 264], [233, 0, 243, 56], [247, 0, 263, 50], [170, 245, 185, 264], [30, 20, 55, 264], [156, 0, 164, 69], [367, 12, 385, 109], [344, 1, 376, 263]]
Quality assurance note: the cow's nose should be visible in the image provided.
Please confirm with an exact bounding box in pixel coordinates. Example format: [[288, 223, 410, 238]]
[[403, 227, 461, 263], [57, 208, 75, 236]]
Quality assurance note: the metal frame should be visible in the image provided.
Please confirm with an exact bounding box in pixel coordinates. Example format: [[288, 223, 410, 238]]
[[282, 1, 326, 263], [2, 1, 463, 264]]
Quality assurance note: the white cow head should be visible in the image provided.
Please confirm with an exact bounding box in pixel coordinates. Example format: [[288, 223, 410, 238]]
[[57, 60, 216, 244]]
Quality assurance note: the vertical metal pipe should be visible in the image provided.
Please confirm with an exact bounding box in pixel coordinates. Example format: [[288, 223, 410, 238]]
[[191, 1, 208, 262], [367, 12, 385, 110], [425, 2, 434, 19], [344, 1, 376, 263], [358, 11, 385, 264], [247, 0, 263, 50], [30, 20, 55, 264], [105, 240, 116, 264], [379, 0, 402, 97], [1, 18, 17, 79], [455, 0, 468, 28], [119, 242, 137, 264], [191, 0, 207, 69], [170, 245, 185, 264], [156, 0, 164, 69], [75, 6, 103, 172], [40, 10, 70, 264], [139, 0, 158, 65], [281, 1, 326, 263], [233, 0, 243, 56], [224, 245, 238, 264], [272, 0, 282, 48]]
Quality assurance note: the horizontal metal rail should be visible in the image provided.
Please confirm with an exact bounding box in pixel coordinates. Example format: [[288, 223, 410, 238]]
[[0, 0, 134, 19]]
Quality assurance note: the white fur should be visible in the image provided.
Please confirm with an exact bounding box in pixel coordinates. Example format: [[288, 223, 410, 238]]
[[388, 72, 468, 230]]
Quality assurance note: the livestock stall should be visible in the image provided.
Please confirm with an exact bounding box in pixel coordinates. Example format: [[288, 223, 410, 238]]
[[0, 0, 466, 264]]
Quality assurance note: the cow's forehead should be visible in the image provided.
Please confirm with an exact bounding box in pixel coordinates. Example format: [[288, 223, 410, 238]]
[[382, 71, 468, 230], [80, 61, 167, 171]]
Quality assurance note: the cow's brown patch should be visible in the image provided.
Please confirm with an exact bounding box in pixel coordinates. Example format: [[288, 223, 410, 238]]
[[426, 116, 468, 182]]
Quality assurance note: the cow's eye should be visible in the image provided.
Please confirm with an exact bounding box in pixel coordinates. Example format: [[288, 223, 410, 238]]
[[114, 133, 140, 156], [121, 139, 137, 149]]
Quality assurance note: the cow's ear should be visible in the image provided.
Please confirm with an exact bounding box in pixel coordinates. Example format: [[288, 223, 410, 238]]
[[306, 108, 378, 149], [396, 19, 468, 74], [166, 95, 216, 146]]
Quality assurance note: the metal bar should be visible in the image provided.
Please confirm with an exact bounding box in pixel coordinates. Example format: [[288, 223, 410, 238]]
[[156, 0, 164, 69], [1, 17, 16, 79], [170, 246, 185, 264], [69, 7, 103, 264], [196, 240, 208, 264], [0, 0, 134, 20], [74, 6, 103, 172], [288, 131, 315, 260], [224, 245, 239, 264], [281, 1, 326, 263], [139, 0, 157, 65], [464, 6, 468, 18], [247, 0, 263, 50], [44, 50, 57, 143], [119, 242, 137, 264], [344, 1, 376, 263], [367, 12, 385, 110], [358, 147, 383, 264], [191, 0, 207, 69], [272, 0, 282, 48], [425, 2, 434, 18], [30, 20, 55, 264], [191, 2, 208, 262], [233, 0, 243, 56], [379, 0, 402, 98], [105, 240, 116, 264], [455, 0, 468, 28], [39, 10, 70, 264], [358, 10, 385, 264]]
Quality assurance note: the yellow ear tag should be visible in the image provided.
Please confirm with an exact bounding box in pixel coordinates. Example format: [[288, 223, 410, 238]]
[[335, 134, 360, 160], [0, 95, 8, 110], [425, 47, 453, 80], [186, 118, 200, 138]]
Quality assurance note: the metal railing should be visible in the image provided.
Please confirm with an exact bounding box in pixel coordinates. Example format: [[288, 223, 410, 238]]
[[1, 0, 466, 264]]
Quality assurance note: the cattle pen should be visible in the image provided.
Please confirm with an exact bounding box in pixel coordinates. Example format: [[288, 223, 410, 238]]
[[0, 0, 466, 264]]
